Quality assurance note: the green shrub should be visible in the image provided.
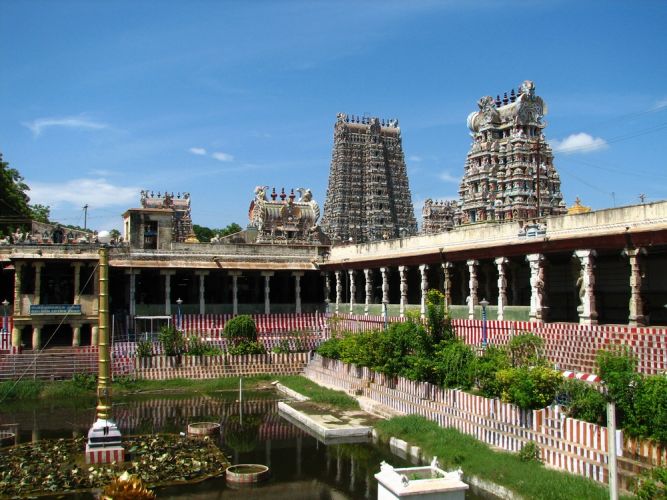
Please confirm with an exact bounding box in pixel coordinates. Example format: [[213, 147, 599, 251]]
[[158, 324, 185, 356], [401, 354, 435, 382], [340, 331, 382, 368], [0, 379, 44, 401], [186, 335, 222, 356], [426, 289, 456, 343], [72, 372, 97, 390], [272, 339, 292, 354], [558, 379, 606, 425], [596, 347, 640, 428], [497, 366, 561, 409], [634, 465, 667, 500], [474, 345, 510, 398], [223, 315, 258, 344], [373, 322, 429, 376], [317, 337, 342, 359], [433, 340, 475, 389], [518, 441, 541, 463], [628, 375, 667, 443], [136, 339, 153, 358], [228, 341, 266, 355], [508, 333, 545, 367]]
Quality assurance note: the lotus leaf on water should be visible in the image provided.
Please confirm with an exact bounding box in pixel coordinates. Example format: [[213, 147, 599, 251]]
[[0, 434, 229, 498]]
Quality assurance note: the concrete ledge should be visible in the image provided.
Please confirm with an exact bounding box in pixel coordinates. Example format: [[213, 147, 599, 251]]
[[277, 401, 372, 439], [273, 382, 310, 401]]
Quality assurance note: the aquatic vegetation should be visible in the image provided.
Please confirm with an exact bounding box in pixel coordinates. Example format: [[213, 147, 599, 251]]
[[0, 434, 229, 497]]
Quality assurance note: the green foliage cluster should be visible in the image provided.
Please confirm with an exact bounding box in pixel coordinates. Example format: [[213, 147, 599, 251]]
[[223, 315, 258, 344], [634, 465, 667, 500], [227, 341, 266, 355], [426, 290, 455, 343], [71, 372, 97, 391], [278, 375, 359, 410], [496, 366, 562, 410], [135, 339, 153, 358], [186, 336, 223, 356], [316, 317, 563, 410], [193, 222, 243, 242], [597, 347, 667, 444], [558, 378, 607, 425], [518, 441, 541, 463], [158, 324, 185, 356]]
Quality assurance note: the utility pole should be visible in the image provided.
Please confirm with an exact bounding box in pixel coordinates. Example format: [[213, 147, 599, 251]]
[[83, 204, 89, 230]]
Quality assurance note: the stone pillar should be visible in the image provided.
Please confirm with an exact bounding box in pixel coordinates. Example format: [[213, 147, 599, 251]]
[[195, 271, 209, 314], [32, 325, 41, 350], [467, 260, 479, 319], [335, 271, 342, 314], [33, 262, 44, 305], [126, 270, 140, 317], [442, 262, 453, 311], [91, 325, 99, 346], [72, 325, 81, 347], [398, 266, 407, 318], [72, 263, 82, 304], [293, 272, 304, 313], [624, 248, 646, 326], [348, 269, 356, 314], [322, 272, 331, 313], [495, 257, 508, 321], [161, 271, 175, 315], [229, 271, 242, 315], [363, 269, 372, 316], [574, 250, 598, 325], [380, 267, 389, 305], [527, 254, 546, 322], [12, 262, 23, 348], [419, 264, 428, 319], [261, 271, 274, 315]]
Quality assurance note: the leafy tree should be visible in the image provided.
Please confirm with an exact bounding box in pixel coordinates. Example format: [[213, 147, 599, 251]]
[[219, 222, 242, 237], [29, 204, 50, 223], [0, 153, 32, 218], [193, 222, 243, 242], [223, 315, 258, 344], [109, 229, 121, 240]]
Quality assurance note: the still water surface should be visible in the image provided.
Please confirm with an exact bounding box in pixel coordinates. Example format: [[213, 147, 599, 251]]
[[1, 390, 490, 499]]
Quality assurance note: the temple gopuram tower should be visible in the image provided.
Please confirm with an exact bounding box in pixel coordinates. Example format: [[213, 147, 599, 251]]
[[455, 80, 566, 225], [321, 113, 417, 243]]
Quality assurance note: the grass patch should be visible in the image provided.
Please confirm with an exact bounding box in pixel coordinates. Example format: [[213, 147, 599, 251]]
[[375, 415, 631, 500], [0, 379, 44, 402], [275, 375, 359, 410]]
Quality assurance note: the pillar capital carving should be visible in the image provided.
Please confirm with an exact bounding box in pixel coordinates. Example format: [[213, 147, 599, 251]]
[[574, 249, 597, 324], [260, 271, 275, 277], [526, 253, 545, 322], [194, 270, 210, 276]]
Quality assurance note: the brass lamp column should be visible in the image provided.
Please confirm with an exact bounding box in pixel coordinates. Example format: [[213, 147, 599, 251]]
[[86, 244, 125, 464]]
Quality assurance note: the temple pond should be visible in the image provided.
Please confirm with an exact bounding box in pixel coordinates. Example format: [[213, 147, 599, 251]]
[[0, 389, 492, 499]]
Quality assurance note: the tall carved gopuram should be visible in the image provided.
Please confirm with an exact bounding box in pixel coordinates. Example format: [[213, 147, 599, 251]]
[[455, 80, 566, 225], [321, 113, 417, 243]]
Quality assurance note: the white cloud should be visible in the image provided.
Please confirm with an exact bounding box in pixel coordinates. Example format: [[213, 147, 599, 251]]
[[550, 133, 608, 154], [654, 98, 667, 110], [409, 155, 423, 162], [439, 170, 460, 183], [27, 178, 139, 209], [211, 152, 234, 162], [23, 115, 108, 137], [189, 147, 207, 155]]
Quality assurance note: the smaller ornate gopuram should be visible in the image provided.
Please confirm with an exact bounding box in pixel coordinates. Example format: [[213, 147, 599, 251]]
[[248, 186, 324, 244], [453, 80, 567, 225], [421, 199, 457, 234], [122, 191, 196, 249]]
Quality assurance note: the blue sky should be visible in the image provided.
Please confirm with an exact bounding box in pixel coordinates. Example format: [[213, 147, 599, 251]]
[[1, 0, 666, 232]]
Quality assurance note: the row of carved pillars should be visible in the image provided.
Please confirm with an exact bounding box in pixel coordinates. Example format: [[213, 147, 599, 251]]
[[128, 270, 307, 316], [325, 248, 647, 325]]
